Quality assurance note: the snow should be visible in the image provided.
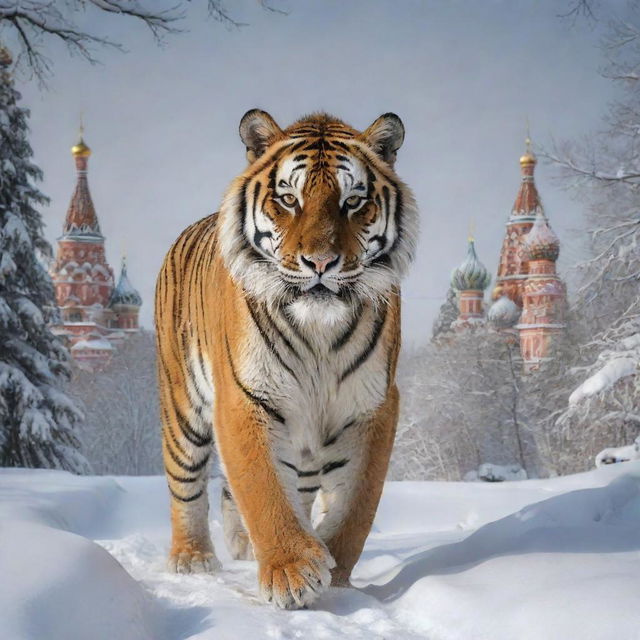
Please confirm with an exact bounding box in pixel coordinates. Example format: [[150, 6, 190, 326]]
[[71, 337, 114, 351], [463, 462, 527, 482], [3, 464, 640, 639], [596, 437, 640, 467], [569, 356, 637, 404]]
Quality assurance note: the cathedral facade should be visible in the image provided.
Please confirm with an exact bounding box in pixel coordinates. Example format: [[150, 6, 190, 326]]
[[448, 140, 566, 370], [49, 132, 142, 370]]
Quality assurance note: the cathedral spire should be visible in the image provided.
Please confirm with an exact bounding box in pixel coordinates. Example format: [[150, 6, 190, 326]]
[[63, 124, 101, 238], [492, 132, 542, 305], [512, 134, 542, 216]]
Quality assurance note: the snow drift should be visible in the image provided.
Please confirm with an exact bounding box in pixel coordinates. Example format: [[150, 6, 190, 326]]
[[2, 464, 640, 639]]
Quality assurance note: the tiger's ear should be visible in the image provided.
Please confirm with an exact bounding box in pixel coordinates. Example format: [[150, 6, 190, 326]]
[[360, 113, 405, 167], [239, 109, 284, 163]]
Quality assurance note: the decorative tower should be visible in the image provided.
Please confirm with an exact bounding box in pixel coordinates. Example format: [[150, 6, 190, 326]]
[[109, 257, 142, 332], [517, 211, 566, 369], [451, 237, 491, 327], [49, 127, 142, 370], [492, 138, 542, 306]]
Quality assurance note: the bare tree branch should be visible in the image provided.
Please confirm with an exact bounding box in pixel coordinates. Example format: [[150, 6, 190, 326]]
[[0, 0, 286, 84]]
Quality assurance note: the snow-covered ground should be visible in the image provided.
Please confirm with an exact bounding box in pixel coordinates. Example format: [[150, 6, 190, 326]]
[[2, 464, 640, 640]]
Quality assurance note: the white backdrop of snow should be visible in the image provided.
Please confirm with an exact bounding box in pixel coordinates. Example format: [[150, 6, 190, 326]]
[[3, 464, 640, 639]]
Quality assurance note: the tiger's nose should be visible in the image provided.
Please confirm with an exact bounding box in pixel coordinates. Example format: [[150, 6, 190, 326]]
[[300, 253, 340, 275]]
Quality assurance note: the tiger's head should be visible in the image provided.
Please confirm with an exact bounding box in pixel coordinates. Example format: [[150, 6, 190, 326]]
[[219, 110, 418, 325]]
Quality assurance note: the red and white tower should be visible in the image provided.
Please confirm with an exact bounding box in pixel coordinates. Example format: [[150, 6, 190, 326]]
[[518, 212, 566, 369], [49, 129, 142, 369], [488, 137, 566, 368], [492, 141, 541, 306]]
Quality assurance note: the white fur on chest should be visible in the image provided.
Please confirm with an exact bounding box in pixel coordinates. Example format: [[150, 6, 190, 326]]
[[238, 304, 388, 456]]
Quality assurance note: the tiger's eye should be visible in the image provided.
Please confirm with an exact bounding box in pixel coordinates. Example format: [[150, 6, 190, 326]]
[[281, 193, 298, 207], [345, 195, 362, 208]]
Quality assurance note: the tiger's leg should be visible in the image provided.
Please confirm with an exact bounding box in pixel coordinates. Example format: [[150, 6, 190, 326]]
[[159, 365, 221, 574], [221, 481, 254, 560], [316, 387, 399, 586], [216, 394, 335, 609]]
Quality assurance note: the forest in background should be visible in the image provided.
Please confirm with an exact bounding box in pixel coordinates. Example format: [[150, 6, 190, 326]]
[[0, 0, 638, 479]]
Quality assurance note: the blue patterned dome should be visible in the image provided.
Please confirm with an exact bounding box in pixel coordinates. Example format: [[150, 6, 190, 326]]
[[109, 258, 142, 308], [451, 239, 491, 292]]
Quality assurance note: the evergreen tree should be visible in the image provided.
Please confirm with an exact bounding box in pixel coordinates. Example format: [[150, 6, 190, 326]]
[[431, 287, 459, 341], [0, 47, 88, 472]]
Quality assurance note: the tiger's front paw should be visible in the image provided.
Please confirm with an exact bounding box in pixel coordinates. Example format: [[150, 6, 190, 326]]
[[168, 546, 222, 574], [258, 542, 336, 609]]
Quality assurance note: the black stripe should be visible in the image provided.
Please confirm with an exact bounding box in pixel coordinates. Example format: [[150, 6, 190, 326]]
[[222, 486, 233, 501], [169, 486, 205, 503], [279, 459, 320, 477], [280, 459, 298, 473], [332, 140, 350, 151], [188, 361, 209, 406], [339, 307, 388, 383], [263, 307, 302, 362], [330, 309, 361, 351], [323, 420, 356, 447], [166, 468, 200, 483], [225, 335, 284, 423], [159, 354, 212, 449], [390, 188, 404, 253], [164, 435, 211, 473], [298, 486, 320, 493], [298, 468, 320, 478], [246, 299, 296, 378], [278, 306, 313, 353], [238, 177, 251, 252], [175, 404, 212, 448], [322, 459, 349, 474]]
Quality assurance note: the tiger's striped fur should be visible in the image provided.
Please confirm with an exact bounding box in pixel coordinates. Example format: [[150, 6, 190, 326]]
[[155, 110, 418, 609]]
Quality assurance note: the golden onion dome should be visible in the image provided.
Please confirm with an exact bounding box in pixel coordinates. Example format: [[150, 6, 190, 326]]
[[71, 137, 91, 157], [519, 151, 537, 165], [520, 135, 536, 165]]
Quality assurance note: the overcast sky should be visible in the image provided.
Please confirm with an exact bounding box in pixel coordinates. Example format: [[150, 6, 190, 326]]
[[15, 0, 623, 346]]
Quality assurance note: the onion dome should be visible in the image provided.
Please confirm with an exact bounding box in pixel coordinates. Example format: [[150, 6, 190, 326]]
[[488, 295, 521, 329], [524, 211, 560, 261], [109, 258, 142, 308], [71, 136, 92, 158], [451, 239, 491, 292]]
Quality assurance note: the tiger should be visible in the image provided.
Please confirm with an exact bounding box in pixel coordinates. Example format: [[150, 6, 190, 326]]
[[155, 109, 418, 609]]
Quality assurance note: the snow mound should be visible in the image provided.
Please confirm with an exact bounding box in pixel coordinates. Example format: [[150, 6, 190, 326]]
[[596, 437, 640, 467], [2, 464, 640, 639]]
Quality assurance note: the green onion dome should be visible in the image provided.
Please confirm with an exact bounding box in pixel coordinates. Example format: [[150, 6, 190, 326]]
[[451, 239, 491, 292], [109, 258, 142, 308]]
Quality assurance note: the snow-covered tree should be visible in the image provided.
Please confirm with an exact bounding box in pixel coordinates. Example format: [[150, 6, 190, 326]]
[[0, 47, 87, 472], [391, 326, 542, 481], [431, 287, 459, 340], [545, 4, 640, 460], [71, 330, 162, 475]]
